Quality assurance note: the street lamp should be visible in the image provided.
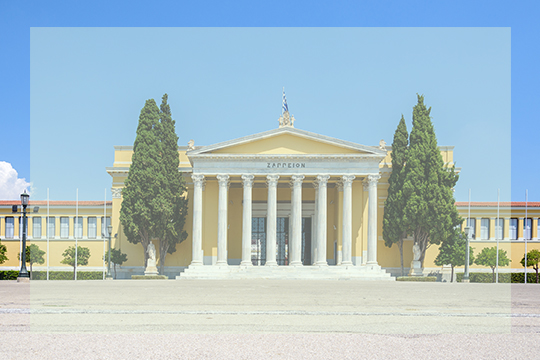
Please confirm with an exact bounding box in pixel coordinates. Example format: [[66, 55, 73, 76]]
[[17, 190, 30, 282], [106, 224, 113, 279], [463, 226, 471, 283]]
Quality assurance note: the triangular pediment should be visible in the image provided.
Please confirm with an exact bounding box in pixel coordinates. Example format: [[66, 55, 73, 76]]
[[189, 127, 385, 156]]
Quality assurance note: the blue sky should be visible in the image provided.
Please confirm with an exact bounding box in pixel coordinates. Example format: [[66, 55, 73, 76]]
[[1, 1, 539, 203]]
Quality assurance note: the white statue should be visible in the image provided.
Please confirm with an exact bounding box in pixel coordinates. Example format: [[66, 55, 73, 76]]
[[409, 242, 423, 276], [412, 242, 421, 261], [145, 243, 158, 275], [379, 139, 386, 150], [187, 139, 195, 150]]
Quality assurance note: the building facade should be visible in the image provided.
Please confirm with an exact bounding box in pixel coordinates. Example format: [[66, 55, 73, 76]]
[[2, 115, 539, 279]]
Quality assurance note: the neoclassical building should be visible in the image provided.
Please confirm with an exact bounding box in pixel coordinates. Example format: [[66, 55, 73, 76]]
[[2, 112, 540, 279], [106, 111, 453, 279]]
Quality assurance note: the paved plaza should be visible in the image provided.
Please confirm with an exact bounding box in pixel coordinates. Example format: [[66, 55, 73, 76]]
[[1, 280, 540, 359]]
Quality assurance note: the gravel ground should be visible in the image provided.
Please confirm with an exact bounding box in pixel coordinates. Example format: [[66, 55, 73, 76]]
[[1, 280, 539, 359]]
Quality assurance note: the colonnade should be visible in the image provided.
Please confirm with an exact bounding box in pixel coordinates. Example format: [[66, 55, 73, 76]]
[[189, 174, 381, 267]]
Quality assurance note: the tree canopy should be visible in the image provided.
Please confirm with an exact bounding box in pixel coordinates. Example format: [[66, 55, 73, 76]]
[[61, 245, 91, 280], [383, 115, 408, 276], [521, 249, 540, 284], [154, 94, 188, 275], [18, 244, 45, 280], [120, 99, 162, 267], [434, 229, 474, 282], [401, 95, 462, 266], [120, 95, 188, 274], [104, 248, 128, 279], [474, 246, 511, 283]]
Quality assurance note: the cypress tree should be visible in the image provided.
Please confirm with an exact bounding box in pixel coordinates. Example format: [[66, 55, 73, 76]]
[[383, 115, 408, 276], [120, 99, 162, 268], [154, 94, 188, 275], [402, 95, 462, 266]]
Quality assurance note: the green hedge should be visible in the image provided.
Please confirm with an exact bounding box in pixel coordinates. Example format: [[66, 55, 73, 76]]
[[0, 270, 103, 280], [456, 272, 540, 283], [0, 270, 19, 280]]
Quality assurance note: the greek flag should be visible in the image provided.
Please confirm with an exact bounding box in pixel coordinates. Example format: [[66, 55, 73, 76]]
[[282, 88, 289, 113]]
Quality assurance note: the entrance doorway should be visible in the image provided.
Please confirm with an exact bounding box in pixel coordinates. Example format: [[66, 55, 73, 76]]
[[251, 216, 311, 266]]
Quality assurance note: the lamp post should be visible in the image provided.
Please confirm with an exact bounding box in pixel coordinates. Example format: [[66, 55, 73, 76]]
[[106, 224, 113, 279], [463, 226, 471, 283], [17, 191, 30, 282]]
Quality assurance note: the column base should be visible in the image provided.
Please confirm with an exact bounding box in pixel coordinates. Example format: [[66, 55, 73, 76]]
[[216, 261, 228, 266], [341, 261, 353, 266], [240, 261, 253, 266], [289, 261, 303, 267], [189, 261, 203, 266], [313, 261, 328, 266], [265, 261, 278, 267]]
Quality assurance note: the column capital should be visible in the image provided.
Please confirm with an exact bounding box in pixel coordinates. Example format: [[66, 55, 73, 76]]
[[367, 174, 381, 184], [290, 175, 305, 188], [316, 175, 330, 185], [217, 174, 230, 188], [336, 181, 344, 192], [266, 174, 280, 187], [241, 174, 255, 188], [192, 174, 206, 191], [341, 175, 356, 185]]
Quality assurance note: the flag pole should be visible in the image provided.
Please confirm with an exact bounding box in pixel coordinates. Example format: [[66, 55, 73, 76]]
[[525, 189, 528, 284], [47, 188, 50, 281], [75, 189, 78, 281], [496, 189, 499, 283], [103, 189, 106, 280]]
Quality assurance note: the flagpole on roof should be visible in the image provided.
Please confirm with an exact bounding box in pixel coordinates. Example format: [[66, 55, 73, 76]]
[[47, 188, 49, 281], [75, 188, 78, 281]]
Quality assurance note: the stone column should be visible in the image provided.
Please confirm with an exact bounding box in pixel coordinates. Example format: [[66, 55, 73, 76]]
[[314, 175, 330, 266], [289, 175, 304, 266], [266, 175, 279, 266], [241, 175, 254, 266], [190, 174, 205, 266], [341, 175, 355, 266], [366, 174, 381, 265], [216, 175, 230, 266], [312, 181, 319, 265]]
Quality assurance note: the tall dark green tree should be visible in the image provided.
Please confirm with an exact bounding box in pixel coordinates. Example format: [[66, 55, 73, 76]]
[[402, 95, 462, 266], [154, 94, 188, 275], [383, 115, 409, 276], [120, 99, 162, 267], [434, 228, 474, 282]]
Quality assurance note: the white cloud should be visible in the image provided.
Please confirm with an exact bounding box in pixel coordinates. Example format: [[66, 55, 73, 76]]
[[0, 161, 32, 200]]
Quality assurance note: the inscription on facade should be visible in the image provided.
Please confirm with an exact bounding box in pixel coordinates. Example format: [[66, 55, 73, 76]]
[[267, 162, 306, 169]]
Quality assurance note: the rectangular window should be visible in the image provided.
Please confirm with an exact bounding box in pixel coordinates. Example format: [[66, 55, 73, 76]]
[[5, 217, 14, 239], [88, 217, 97, 239], [480, 218, 490, 240], [495, 218, 504, 240], [47, 217, 55, 238], [60, 217, 69, 238], [101, 216, 111, 238], [466, 218, 476, 239], [74, 217, 83, 239], [509, 218, 518, 240], [524, 218, 532, 240], [33, 217, 42, 239]]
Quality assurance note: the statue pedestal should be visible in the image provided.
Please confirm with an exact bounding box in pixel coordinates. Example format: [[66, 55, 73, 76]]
[[144, 259, 158, 276], [409, 260, 423, 276]]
